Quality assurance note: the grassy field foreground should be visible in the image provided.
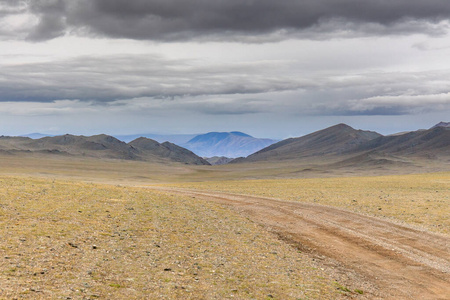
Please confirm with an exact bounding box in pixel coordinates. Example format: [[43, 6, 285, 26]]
[[0, 176, 342, 299], [166, 172, 450, 235]]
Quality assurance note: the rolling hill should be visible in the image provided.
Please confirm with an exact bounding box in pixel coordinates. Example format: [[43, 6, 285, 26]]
[[351, 126, 450, 157], [0, 134, 210, 165], [239, 124, 382, 162], [115, 133, 197, 144], [3, 122, 448, 170], [232, 123, 449, 171], [129, 137, 209, 165], [182, 131, 277, 158]]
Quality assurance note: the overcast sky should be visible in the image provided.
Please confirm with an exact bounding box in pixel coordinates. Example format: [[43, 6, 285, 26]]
[[1, 0, 450, 139]]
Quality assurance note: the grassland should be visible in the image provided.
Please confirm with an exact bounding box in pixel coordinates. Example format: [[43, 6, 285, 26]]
[[1, 153, 447, 185], [164, 172, 450, 235], [0, 176, 342, 299], [0, 154, 448, 298]]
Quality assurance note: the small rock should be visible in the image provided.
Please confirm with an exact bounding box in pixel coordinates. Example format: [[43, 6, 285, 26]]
[[68, 242, 78, 248]]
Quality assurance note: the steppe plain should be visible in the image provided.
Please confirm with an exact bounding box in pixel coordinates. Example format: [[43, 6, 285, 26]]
[[0, 153, 449, 299]]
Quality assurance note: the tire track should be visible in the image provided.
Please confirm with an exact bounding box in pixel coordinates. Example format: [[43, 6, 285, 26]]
[[150, 187, 450, 299]]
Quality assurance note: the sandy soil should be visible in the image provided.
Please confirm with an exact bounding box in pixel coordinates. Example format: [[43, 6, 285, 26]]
[[152, 187, 450, 300]]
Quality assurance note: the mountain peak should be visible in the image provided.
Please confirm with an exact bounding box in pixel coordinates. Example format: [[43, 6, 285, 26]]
[[431, 121, 450, 129], [230, 131, 252, 137], [184, 132, 277, 158], [129, 138, 210, 165], [332, 123, 353, 129], [242, 123, 382, 162]]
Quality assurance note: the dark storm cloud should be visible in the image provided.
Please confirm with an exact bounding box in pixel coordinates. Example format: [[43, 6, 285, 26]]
[[0, 0, 29, 38], [27, 0, 67, 41], [0, 55, 310, 103], [18, 0, 450, 42], [0, 0, 25, 14]]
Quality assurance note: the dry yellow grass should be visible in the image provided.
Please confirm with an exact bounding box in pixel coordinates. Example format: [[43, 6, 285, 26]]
[[0, 176, 343, 299], [164, 172, 450, 235]]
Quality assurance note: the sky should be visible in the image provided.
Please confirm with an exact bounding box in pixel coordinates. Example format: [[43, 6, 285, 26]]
[[1, 0, 450, 139]]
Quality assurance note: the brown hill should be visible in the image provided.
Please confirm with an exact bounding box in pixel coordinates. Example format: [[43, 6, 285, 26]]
[[0, 134, 209, 165], [232, 124, 449, 174], [0, 134, 138, 160], [431, 121, 450, 129], [351, 127, 450, 157], [240, 124, 381, 162], [129, 137, 210, 165]]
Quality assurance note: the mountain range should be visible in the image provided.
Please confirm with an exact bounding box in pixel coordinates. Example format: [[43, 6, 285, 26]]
[[233, 123, 450, 166], [115, 133, 197, 144], [21, 131, 276, 158], [0, 134, 209, 165], [7, 122, 449, 170]]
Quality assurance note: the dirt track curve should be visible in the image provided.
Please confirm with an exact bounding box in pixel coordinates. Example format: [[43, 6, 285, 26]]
[[151, 187, 450, 299]]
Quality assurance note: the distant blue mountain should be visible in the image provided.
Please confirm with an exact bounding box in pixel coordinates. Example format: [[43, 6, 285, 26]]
[[183, 132, 277, 158]]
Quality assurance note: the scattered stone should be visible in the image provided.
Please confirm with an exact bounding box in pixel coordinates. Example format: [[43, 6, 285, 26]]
[[68, 242, 78, 248]]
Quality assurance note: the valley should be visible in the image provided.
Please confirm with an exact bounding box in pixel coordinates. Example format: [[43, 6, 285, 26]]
[[0, 123, 448, 299]]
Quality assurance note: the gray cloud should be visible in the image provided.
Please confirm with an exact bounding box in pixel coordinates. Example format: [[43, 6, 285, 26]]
[[289, 89, 450, 117], [108, 96, 271, 116], [0, 54, 311, 102], [27, 0, 67, 41], [1, 52, 449, 118], [7, 0, 450, 42], [0, 0, 29, 39]]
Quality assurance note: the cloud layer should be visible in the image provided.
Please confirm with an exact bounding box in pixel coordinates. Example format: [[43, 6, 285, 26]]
[[0, 54, 309, 102], [0, 0, 449, 136], [1, 51, 449, 117], [2, 0, 450, 42]]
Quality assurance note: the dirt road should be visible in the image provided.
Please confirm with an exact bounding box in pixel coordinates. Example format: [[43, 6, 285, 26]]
[[151, 187, 450, 299]]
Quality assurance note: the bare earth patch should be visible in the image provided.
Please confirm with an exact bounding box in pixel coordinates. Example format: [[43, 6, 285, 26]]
[[166, 173, 450, 235], [0, 177, 342, 299], [151, 186, 450, 299]]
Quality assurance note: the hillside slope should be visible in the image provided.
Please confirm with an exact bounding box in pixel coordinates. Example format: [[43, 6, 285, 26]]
[[129, 137, 210, 165], [352, 126, 450, 157], [241, 124, 381, 162], [0, 134, 209, 165]]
